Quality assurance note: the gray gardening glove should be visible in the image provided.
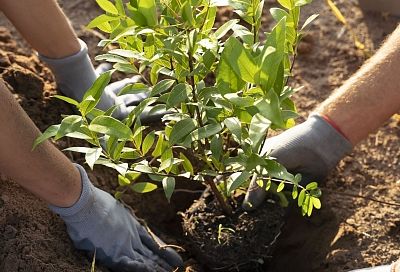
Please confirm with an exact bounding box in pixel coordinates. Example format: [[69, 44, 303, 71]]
[[49, 164, 183, 272], [349, 264, 394, 272], [242, 114, 353, 211], [39, 39, 162, 121]]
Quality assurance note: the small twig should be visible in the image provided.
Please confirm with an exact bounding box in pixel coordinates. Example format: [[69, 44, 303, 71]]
[[322, 188, 400, 207], [174, 189, 204, 194], [159, 244, 186, 251]]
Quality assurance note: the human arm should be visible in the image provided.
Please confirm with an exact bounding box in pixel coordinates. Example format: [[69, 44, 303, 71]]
[[0, 81, 182, 271], [0, 0, 161, 120], [243, 24, 400, 210]]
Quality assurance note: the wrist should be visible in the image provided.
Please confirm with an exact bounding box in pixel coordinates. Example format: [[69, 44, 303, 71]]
[[306, 114, 353, 169], [319, 114, 350, 142], [49, 164, 95, 222]]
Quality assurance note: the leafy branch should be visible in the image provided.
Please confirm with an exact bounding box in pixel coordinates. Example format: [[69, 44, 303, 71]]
[[35, 0, 320, 216]]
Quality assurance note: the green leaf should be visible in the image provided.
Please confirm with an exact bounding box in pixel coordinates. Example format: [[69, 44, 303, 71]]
[[255, 92, 285, 128], [294, 173, 302, 184], [115, 0, 126, 15], [85, 147, 103, 170], [312, 196, 321, 209], [179, 153, 194, 175], [133, 164, 154, 174], [189, 123, 223, 141], [138, 0, 158, 26], [231, 24, 254, 45], [295, 0, 312, 7], [32, 125, 60, 150], [55, 115, 83, 140], [169, 118, 197, 145], [277, 0, 293, 10], [277, 181, 285, 192], [120, 148, 142, 159], [181, 0, 195, 26], [224, 93, 254, 107], [131, 182, 157, 193], [113, 63, 139, 74], [257, 178, 272, 191], [292, 185, 298, 199], [118, 175, 131, 186], [64, 147, 97, 153], [215, 19, 240, 39], [126, 171, 141, 181], [53, 95, 79, 106], [306, 182, 318, 190], [96, 0, 119, 14], [167, 83, 190, 108], [150, 79, 175, 97], [227, 171, 252, 193], [89, 116, 133, 140], [159, 157, 182, 173], [298, 189, 306, 207], [270, 8, 290, 22], [142, 131, 155, 155], [126, 97, 157, 127], [224, 117, 242, 143], [301, 14, 319, 30], [109, 49, 148, 60], [87, 14, 120, 29], [95, 158, 128, 175], [162, 177, 175, 202], [216, 40, 246, 92], [249, 113, 271, 152], [257, 18, 286, 90], [118, 83, 149, 96], [79, 70, 114, 116], [261, 159, 295, 182], [95, 54, 129, 64], [306, 196, 313, 216], [210, 135, 223, 160], [132, 119, 144, 148], [152, 134, 165, 157], [218, 37, 258, 84]]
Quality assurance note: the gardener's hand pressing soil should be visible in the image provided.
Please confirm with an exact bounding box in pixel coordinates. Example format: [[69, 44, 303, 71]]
[[50, 164, 183, 272], [39, 39, 149, 120], [243, 114, 352, 211], [350, 259, 400, 272]]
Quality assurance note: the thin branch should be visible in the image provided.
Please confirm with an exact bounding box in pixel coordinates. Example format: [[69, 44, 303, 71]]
[[322, 188, 400, 208]]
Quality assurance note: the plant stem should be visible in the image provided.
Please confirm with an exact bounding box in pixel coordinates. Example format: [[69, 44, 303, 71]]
[[188, 54, 203, 127], [205, 177, 233, 215], [130, 166, 232, 214]]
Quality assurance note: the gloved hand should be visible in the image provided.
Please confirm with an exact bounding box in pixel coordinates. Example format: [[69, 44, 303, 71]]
[[349, 265, 390, 271], [49, 164, 183, 272], [39, 39, 164, 121], [242, 114, 353, 211], [350, 263, 397, 272]]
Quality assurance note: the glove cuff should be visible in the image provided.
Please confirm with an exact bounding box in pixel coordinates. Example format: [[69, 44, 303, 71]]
[[38, 39, 97, 101], [307, 113, 353, 169], [49, 164, 95, 222]]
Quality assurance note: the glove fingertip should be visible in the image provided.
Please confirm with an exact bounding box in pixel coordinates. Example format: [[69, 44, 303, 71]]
[[242, 187, 267, 212], [95, 63, 112, 75], [163, 248, 184, 268]]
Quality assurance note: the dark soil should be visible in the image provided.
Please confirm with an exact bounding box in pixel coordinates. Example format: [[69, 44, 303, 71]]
[[182, 190, 285, 271], [0, 0, 398, 272]]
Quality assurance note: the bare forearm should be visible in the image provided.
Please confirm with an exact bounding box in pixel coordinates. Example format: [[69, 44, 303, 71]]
[[317, 25, 400, 145], [0, 0, 80, 58], [0, 81, 81, 207]]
